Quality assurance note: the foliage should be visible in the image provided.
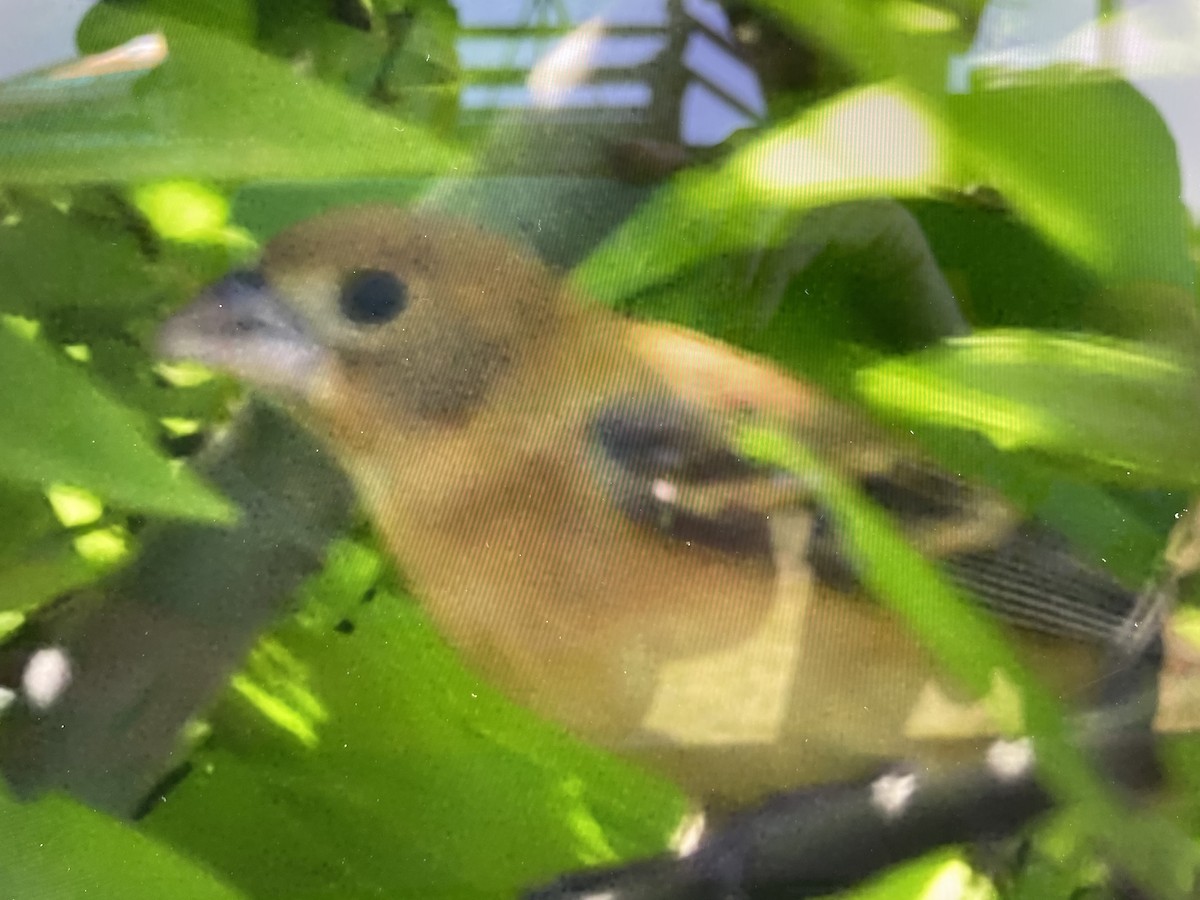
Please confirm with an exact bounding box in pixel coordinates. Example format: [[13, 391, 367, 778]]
[[0, 1, 1198, 898]]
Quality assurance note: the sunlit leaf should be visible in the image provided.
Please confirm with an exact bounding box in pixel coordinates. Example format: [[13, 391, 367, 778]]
[[946, 80, 1193, 288], [574, 84, 950, 303], [132, 180, 246, 246], [755, 0, 975, 92], [852, 853, 992, 900], [858, 330, 1200, 487], [735, 7, 1193, 294], [46, 483, 104, 527]]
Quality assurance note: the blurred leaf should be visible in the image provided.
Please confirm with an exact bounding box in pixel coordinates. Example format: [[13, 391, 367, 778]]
[[0, 6, 465, 185], [255, 0, 391, 99], [0, 484, 58, 557], [0, 326, 234, 522], [574, 84, 950, 304], [374, 0, 460, 131], [946, 80, 1193, 289], [46, 484, 104, 527], [852, 853, 992, 900], [132, 180, 245, 246], [579, 81, 1191, 322], [698, 7, 1193, 298], [0, 792, 245, 900], [109, 0, 258, 41], [0, 484, 95, 614], [858, 330, 1200, 488], [904, 199, 1101, 330], [0, 547, 97, 614], [96, 347, 236, 424], [0, 199, 159, 316], [740, 86, 947, 201], [255, 0, 462, 133], [232, 178, 429, 239], [0, 188, 241, 429], [142, 548, 685, 900], [737, 422, 1193, 899], [755, 0, 974, 92]]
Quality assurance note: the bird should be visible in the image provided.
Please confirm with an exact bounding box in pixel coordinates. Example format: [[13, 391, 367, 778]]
[[156, 205, 1178, 806]]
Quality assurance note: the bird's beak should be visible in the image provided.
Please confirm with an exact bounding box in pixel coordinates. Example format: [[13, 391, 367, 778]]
[[157, 270, 329, 399]]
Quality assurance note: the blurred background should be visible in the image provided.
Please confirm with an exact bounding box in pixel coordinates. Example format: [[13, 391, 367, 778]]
[[2, 2, 1200, 898]]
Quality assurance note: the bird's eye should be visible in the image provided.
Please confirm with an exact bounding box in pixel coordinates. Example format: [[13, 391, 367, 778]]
[[339, 269, 407, 325]]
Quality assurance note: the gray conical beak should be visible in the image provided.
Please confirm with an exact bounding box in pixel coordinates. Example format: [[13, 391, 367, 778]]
[[157, 270, 328, 398]]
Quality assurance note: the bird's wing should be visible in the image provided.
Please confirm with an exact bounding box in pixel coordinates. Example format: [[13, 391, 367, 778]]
[[587, 395, 785, 559], [600, 321, 1138, 649]]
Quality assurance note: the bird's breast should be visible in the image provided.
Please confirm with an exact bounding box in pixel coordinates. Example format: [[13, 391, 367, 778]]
[[339, 406, 959, 801]]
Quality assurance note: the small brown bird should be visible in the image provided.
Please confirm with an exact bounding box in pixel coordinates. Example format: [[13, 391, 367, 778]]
[[157, 206, 1167, 804]]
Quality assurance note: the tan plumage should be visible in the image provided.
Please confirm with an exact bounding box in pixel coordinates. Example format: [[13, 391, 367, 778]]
[[159, 206, 1149, 803]]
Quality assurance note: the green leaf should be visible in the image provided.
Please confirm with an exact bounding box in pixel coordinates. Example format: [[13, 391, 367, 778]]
[[0, 483, 96, 614], [0, 200, 159, 316], [736, 422, 1193, 899], [757, 4, 1193, 292], [0, 326, 233, 522], [857, 330, 1200, 487], [231, 178, 430, 240], [143, 547, 685, 899], [254, 0, 392, 99], [0, 792, 246, 900], [0, 6, 465, 185], [756, 0, 976, 93], [574, 84, 951, 304], [946, 80, 1193, 288]]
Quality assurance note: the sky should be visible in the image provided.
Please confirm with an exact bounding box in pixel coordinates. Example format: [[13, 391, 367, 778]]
[[0, 0, 95, 80]]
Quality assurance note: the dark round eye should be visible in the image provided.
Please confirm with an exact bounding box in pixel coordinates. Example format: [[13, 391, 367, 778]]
[[339, 269, 407, 325]]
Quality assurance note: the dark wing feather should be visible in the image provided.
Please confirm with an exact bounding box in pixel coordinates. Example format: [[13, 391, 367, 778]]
[[816, 458, 1137, 647], [590, 399, 1136, 648], [942, 523, 1136, 644], [588, 397, 783, 558]]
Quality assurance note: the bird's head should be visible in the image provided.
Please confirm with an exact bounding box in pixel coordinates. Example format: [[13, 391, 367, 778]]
[[158, 206, 572, 443]]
